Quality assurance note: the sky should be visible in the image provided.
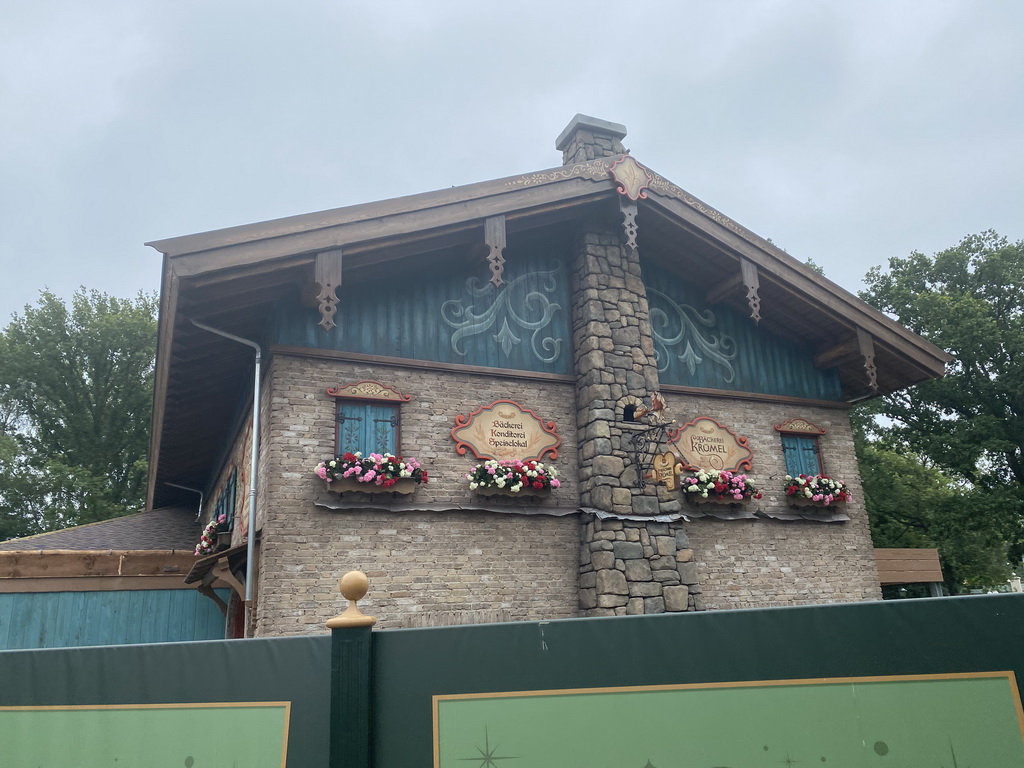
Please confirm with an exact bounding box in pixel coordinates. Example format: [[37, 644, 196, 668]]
[[1, 0, 1022, 324]]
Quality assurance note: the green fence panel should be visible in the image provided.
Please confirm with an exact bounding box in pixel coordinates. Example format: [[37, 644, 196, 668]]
[[0, 634, 331, 768], [371, 595, 1024, 768]]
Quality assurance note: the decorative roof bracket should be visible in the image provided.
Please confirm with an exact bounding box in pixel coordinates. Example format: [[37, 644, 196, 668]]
[[484, 215, 506, 287], [858, 328, 879, 394], [741, 257, 761, 324], [619, 197, 639, 251], [315, 248, 343, 331]]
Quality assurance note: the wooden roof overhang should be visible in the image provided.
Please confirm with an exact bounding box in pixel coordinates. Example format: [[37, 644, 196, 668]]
[[145, 155, 951, 509]]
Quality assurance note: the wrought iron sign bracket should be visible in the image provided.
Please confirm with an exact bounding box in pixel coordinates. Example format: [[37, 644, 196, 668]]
[[627, 422, 670, 490]]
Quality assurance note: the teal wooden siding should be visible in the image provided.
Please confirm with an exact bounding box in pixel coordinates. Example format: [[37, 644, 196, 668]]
[[642, 260, 843, 400], [273, 247, 572, 375], [0, 589, 229, 650], [781, 434, 822, 476]]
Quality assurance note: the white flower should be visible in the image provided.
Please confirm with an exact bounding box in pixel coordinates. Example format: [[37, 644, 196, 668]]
[[469, 482, 478, 490]]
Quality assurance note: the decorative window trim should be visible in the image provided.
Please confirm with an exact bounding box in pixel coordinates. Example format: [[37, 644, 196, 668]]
[[774, 417, 827, 435], [775, 417, 826, 476], [327, 380, 410, 456], [326, 380, 412, 403]]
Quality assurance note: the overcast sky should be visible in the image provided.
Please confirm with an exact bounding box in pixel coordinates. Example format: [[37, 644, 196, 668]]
[[2, 0, 1021, 323]]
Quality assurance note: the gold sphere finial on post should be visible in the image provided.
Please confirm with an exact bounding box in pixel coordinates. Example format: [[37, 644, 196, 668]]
[[326, 570, 377, 629]]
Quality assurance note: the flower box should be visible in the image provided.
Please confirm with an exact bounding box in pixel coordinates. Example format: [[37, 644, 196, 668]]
[[782, 474, 851, 507], [685, 493, 750, 505], [475, 485, 550, 498], [680, 470, 762, 503], [327, 477, 418, 495], [788, 496, 846, 509], [465, 458, 560, 496]]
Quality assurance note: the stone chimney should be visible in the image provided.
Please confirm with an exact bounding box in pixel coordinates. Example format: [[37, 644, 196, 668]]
[[555, 114, 627, 165]]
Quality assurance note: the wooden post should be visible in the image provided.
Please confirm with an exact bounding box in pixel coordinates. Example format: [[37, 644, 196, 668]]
[[327, 570, 377, 768]]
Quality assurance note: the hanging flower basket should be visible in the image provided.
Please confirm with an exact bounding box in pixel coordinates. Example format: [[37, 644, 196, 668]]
[[315, 452, 428, 495], [681, 470, 762, 505], [465, 459, 560, 497], [783, 474, 851, 508]]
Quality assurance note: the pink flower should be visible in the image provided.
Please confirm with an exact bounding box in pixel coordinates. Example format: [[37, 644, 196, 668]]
[[550, 478, 560, 488], [316, 465, 328, 480]]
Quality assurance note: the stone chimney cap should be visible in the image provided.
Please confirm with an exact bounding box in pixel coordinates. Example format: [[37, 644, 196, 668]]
[[555, 114, 628, 151]]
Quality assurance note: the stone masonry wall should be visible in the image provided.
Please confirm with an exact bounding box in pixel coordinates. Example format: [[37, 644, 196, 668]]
[[571, 227, 662, 516], [254, 354, 580, 635]]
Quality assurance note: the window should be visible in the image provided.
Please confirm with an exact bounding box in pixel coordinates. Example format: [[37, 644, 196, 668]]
[[336, 401, 399, 455], [775, 417, 826, 477], [212, 467, 236, 532], [327, 379, 411, 456], [781, 434, 822, 476]]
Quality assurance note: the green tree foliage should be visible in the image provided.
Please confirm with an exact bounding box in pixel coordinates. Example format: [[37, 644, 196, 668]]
[[0, 289, 157, 537], [858, 231, 1024, 587]]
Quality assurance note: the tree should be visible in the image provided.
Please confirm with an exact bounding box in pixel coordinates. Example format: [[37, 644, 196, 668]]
[[0, 289, 157, 536], [858, 231, 1024, 584]]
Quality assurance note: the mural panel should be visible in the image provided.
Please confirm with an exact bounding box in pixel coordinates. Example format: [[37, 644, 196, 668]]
[[435, 673, 1024, 768], [643, 260, 842, 400], [274, 245, 571, 376]]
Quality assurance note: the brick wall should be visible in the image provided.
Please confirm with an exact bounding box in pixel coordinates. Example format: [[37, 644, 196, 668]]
[[667, 393, 881, 608], [254, 354, 580, 635]]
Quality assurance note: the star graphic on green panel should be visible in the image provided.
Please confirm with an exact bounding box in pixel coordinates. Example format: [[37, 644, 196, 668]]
[[459, 727, 518, 768], [778, 755, 802, 767]]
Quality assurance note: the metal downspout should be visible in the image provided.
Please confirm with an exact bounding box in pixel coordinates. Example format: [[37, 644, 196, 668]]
[[164, 482, 204, 522], [190, 319, 262, 636]]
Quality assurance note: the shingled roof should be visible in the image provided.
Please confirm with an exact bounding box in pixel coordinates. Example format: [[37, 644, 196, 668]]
[[0, 507, 200, 552]]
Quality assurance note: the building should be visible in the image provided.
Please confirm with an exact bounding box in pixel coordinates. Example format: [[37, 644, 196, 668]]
[[144, 115, 950, 635], [0, 508, 228, 649]]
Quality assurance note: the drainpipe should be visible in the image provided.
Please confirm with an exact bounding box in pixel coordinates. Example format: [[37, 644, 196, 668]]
[[191, 319, 262, 636], [164, 482, 204, 522]]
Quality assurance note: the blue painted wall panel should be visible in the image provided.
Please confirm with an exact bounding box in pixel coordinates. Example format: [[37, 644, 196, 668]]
[[273, 246, 572, 375], [642, 260, 843, 400], [0, 589, 229, 650]]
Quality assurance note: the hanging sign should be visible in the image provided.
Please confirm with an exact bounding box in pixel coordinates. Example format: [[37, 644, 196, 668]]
[[666, 417, 753, 473], [649, 452, 683, 490], [451, 400, 561, 462]]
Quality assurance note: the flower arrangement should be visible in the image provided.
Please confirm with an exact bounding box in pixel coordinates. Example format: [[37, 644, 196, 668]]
[[466, 458, 560, 493], [681, 469, 762, 501], [195, 513, 228, 556], [315, 452, 428, 487], [783, 474, 851, 505]]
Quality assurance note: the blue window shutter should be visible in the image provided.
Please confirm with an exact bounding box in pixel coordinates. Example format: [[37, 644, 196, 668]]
[[336, 402, 398, 455], [368, 404, 398, 455], [781, 435, 821, 476]]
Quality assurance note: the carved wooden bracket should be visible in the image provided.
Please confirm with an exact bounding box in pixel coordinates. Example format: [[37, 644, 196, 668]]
[[327, 380, 412, 403], [484, 216, 507, 288], [774, 417, 827, 435], [620, 197, 639, 251], [315, 249, 343, 331], [740, 258, 761, 324], [857, 328, 879, 394]]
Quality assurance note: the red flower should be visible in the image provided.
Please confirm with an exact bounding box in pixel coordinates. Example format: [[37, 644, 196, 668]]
[[532, 481, 543, 490]]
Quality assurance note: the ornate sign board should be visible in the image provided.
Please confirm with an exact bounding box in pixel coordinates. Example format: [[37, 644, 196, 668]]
[[451, 400, 561, 462], [666, 417, 753, 473]]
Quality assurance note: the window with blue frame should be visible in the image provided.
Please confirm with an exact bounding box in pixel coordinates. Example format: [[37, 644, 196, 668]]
[[336, 401, 399, 456], [776, 418, 827, 477], [781, 434, 822, 476], [328, 380, 411, 457], [212, 467, 236, 532]]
